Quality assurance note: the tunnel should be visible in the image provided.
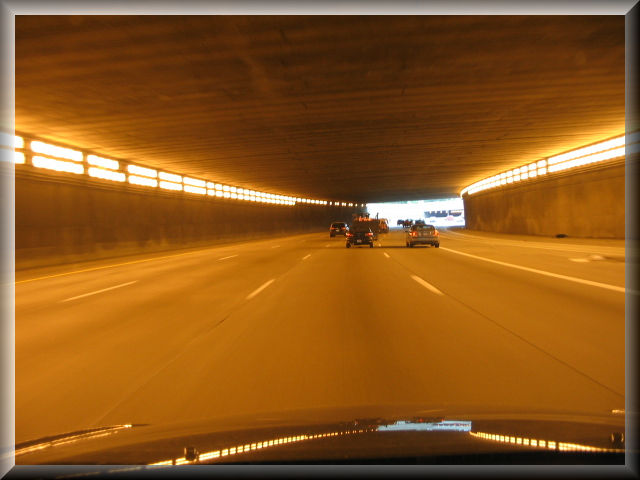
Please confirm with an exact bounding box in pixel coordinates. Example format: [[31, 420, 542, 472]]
[[1, 9, 637, 471]]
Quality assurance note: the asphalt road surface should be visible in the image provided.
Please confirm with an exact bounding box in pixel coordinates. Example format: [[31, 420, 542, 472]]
[[15, 228, 626, 444]]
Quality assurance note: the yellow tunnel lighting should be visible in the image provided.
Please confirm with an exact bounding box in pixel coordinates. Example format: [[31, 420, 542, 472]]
[[88, 167, 125, 182], [215, 191, 223, 197], [185, 185, 206, 195], [206, 182, 215, 189], [159, 181, 182, 191], [222, 185, 230, 192], [183, 177, 206, 187], [32, 155, 84, 174], [87, 154, 119, 170], [15, 135, 24, 149], [159, 172, 182, 183], [14, 152, 26, 164], [548, 135, 625, 165], [548, 146, 625, 173], [127, 164, 157, 178], [215, 183, 223, 190], [128, 175, 158, 188], [30, 140, 83, 162]]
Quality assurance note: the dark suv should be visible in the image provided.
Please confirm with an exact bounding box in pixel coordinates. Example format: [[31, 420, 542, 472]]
[[329, 222, 347, 237], [346, 226, 374, 248]]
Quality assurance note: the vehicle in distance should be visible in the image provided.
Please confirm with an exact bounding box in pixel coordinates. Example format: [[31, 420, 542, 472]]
[[406, 224, 440, 248], [378, 218, 389, 234], [346, 225, 374, 248], [329, 222, 348, 237]]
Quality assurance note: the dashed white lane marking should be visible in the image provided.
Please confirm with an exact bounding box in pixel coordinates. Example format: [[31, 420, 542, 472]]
[[246, 279, 275, 300], [440, 247, 626, 294], [302, 254, 311, 260], [410, 275, 444, 296], [383, 252, 390, 259], [217, 254, 239, 261], [569, 258, 590, 263], [271, 245, 281, 249], [61, 281, 138, 303]]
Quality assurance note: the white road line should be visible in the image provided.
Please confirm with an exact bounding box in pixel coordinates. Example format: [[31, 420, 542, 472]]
[[440, 246, 626, 293], [61, 281, 138, 303], [410, 275, 444, 296], [271, 245, 281, 249], [217, 254, 238, 261], [246, 279, 275, 300], [569, 258, 590, 263], [441, 229, 624, 256], [302, 254, 311, 260], [383, 252, 390, 259]]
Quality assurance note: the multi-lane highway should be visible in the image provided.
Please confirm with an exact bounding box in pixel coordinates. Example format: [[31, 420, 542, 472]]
[[15, 228, 626, 444]]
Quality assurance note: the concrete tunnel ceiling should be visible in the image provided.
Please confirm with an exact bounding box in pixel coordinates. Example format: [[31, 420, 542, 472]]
[[15, 15, 625, 203]]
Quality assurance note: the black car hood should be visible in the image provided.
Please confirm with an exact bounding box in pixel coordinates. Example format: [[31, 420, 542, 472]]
[[12, 403, 626, 465]]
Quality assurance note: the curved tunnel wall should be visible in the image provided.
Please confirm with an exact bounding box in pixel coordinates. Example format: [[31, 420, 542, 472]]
[[16, 171, 360, 270], [462, 162, 625, 239]]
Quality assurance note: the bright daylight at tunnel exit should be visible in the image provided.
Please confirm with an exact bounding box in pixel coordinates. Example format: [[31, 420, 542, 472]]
[[1, 7, 638, 472]]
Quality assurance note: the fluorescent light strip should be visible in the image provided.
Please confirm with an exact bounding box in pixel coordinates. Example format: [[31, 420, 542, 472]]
[[548, 135, 625, 165], [127, 164, 157, 178], [548, 146, 625, 173], [31, 140, 83, 162], [184, 185, 206, 195], [184, 177, 206, 187], [32, 156, 84, 174], [20, 135, 344, 206], [14, 152, 26, 164], [128, 175, 158, 188], [87, 154, 119, 170], [461, 135, 628, 196], [158, 172, 182, 182], [88, 167, 125, 182], [159, 181, 182, 191]]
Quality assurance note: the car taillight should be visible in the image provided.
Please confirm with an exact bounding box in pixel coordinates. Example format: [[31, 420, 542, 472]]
[[434, 230, 439, 236], [411, 231, 417, 237], [346, 233, 353, 237], [366, 232, 373, 236]]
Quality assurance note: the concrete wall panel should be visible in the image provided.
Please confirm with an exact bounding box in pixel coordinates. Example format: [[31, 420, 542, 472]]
[[16, 173, 358, 269], [463, 163, 625, 238]]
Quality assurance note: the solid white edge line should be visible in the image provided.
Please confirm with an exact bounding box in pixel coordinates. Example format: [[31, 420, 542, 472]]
[[410, 275, 444, 296], [302, 254, 311, 260], [246, 279, 275, 300], [439, 247, 626, 293], [218, 254, 239, 261], [61, 281, 138, 303], [383, 252, 390, 258]]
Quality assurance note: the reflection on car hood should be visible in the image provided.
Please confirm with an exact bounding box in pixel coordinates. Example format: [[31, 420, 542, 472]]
[[13, 404, 626, 466]]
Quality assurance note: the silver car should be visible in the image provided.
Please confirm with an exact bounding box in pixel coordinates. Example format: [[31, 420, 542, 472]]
[[406, 224, 440, 248]]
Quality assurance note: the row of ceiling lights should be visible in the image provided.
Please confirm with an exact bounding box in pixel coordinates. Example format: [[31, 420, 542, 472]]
[[3, 133, 366, 208], [460, 133, 633, 197]]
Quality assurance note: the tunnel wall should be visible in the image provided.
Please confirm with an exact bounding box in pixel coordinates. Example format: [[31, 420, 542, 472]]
[[16, 171, 360, 270], [462, 162, 625, 239]]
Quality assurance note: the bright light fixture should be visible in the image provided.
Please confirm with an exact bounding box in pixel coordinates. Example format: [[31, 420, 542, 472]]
[[159, 181, 182, 191], [128, 175, 158, 187], [159, 172, 182, 182], [88, 167, 125, 182], [31, 141, 83, 162], [87, 154, 119, 170], [32, 155, 84, 174], [127, 164, 157, 178]]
